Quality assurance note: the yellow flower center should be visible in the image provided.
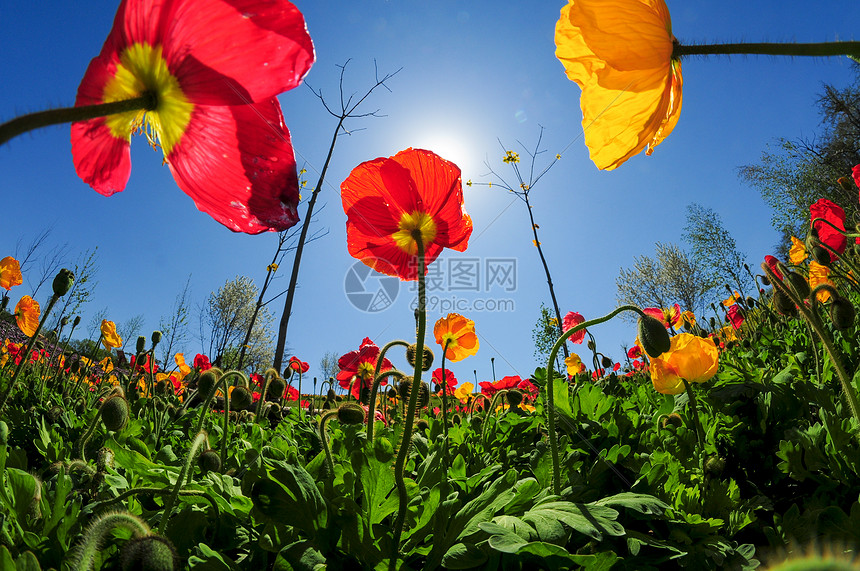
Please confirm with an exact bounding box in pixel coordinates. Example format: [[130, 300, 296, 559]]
[[102, 43, 194, 156], [392, 211, 437, 254], [357, 361, 376, 381], [440, 332, 459, 350]]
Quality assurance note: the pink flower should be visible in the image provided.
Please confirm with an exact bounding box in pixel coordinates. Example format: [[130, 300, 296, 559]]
[[726, 304, 745, 329], [764, 255, 783, 281], [562, 311, 586, 344]]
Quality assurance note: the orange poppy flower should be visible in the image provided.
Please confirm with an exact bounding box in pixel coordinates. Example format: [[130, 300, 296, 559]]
[[454, 381, 474, 404], [649, 333, 718, 395], [100, 320, 123, 349], [72, 0, 315, 233], [0, 257, 23, 291], [555, 0, 682, 170], [341, 148, 473, 280], [14, 296, 40, 337], [565, 353, 584, 376], [789, 236, 807, 265], [433, 313, 479, 362], [808, 261, 834, 302], [174, 353, 192, 379]]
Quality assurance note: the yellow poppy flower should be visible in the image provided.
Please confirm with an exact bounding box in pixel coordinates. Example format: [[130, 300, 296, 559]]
[[565, 353, 584, 376], [174, 353, 192, 379], [100, 320, 123, 349], [0, 257, 23, 291], [434, 313, 479, 362], [680, 310, 696, 328], [454, 381, 474, 403], [555, 0, 682, 170], [14, 296, 40, 337], [808, 261, 833, 302], [99, 356, 114, 373], [649, 333, 718, 395], [789, 236, 807, 265]]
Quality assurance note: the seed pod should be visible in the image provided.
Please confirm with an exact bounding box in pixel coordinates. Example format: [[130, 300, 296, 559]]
[[198, 450, 222, 474], [336, 403, 365, 425], [101, 396, 129, 431], [637, 315, 670, 358], [230, 386, 253, 411], [406, 344, 434, 371], [119, 535, 179, 571], [52, 268, 75, 297], [266, 377, 287, 402], [506, 389, 523, 406], [831, 296, 856, 330]]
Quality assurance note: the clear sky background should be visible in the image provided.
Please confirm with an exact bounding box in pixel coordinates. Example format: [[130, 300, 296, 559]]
[[2, 1, 860, 388]]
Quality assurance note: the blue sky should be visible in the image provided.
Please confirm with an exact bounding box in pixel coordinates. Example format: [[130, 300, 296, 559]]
[[2, 1, 859, 387]]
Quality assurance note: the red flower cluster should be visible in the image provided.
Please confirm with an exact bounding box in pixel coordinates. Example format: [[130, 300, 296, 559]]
[[810, 198, 847, 262], [194, 353, 212, 371], [337, 338, 393, 399], [479, 375, 538, 400], [431, 368, 458, 393]]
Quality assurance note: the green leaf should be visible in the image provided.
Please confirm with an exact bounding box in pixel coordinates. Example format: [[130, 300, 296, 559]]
[[14, 550, 41, 571], [521, 499, 624, 542], [592, 492, 668, 516], [440, 542, 488, 569], [5, 468, 36, 523]]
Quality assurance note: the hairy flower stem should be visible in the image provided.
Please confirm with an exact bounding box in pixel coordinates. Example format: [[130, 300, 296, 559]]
[[193, 371, 245, 445], [254, 368, 280, 422], [0, 93, 156, 147], [318, 410, 339, 477], [764, 262, 860, 437], [366, 369, 405, 443], [391, 236, 427, 566], [440, 341, 452, 439], [72, 334, 104, 402], [545, 305, 647, 495], [481, 390, 508, 449], [682, 380, 705, 454], [69, 511, 151, 571], [157, 430, 209, 535], [675, 41, 860, 59], [0, 293, 59, 416], [75, 393, 121, 463]]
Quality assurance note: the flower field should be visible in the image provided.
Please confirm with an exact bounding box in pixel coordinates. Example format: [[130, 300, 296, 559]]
[[3, 0, 860, 569]]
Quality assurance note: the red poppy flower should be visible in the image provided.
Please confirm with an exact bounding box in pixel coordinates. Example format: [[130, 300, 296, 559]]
[[431, 368, 458, 393], [72, 0, 315, 234], [643, 304, 681, 328], [764, 255, 783, 281], [337, 337, 393, 399], [341, 148, 473, 280], [478, 375, 538, 400], [288, 356, 309, 374], [193, 353, 212, 371], [809, 199, 847, 262], [853, 164, 860, 193], [627, 345, 642, 360], [726, 304, 745, 329], [562, 311, 586, 344]]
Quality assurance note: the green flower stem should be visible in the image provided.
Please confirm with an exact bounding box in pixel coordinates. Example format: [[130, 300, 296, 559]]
[[193, 371, 244, 437], [682, 380, 705, 453], [0, 293, 60, 416], [157, 430, 209, 535], [69, 511, 151, 571], [93, 487, 219, 530], [0, 93, 156, 147], [545, 304, 646, 495], [764, 262, 860, 436], [481, 390, 508, 449], [392, 235, 428, 565], [318, 410, 339, 477], [75, 392, 120, 463], [440, 342, 452, 440], [366, 339, 409, 440], [675, 41, 860, 59], [366, 369, 405, 443], [254, 368, 279, 422], [73, 333, 104, 402], [296, 368, 304, 420]]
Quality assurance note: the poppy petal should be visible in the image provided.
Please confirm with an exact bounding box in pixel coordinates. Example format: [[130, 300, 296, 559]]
[[166, 98, 300, 233]]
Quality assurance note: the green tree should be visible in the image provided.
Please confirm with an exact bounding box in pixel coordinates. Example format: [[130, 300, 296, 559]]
[[200, 276, 274, 374], [739, 67, 860, 250], [616, 242, 713, 319], [532, 303, 562, 368], [683, 203, 754, 300]]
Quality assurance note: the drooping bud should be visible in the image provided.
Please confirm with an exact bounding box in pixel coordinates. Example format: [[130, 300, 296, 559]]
[[119, 535, 179, 571], [197, 369, 220, 397], [600, 356, 612, 369], [586, 339, 596, 351], [406, 344, 434, 371], [398, 377, 414, 400], [230, 386, 253, 411], [336, 403, 365, 425], [637, 315, 671, 358], [811, 245, 831, 266], [506, 389, 523, 406], [52, 268, 75, 297], [416, 419, 429, 432], [266, 377, 287, 402], [101, 396, 129, 431], [325, 388, 337, 401], [417, 382, 431, 408], [830, 296, 856, 330], [760, 275, 770, 287], [661, 413, 683, 428], [786, 271, 811, 299], [198, 450, 222, 474]]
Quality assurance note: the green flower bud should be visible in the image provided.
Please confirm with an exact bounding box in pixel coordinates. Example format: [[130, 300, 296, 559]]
[[398, 377, 414, 400], [637, 315, 670, 358], [811, 245, 831, 266], [151, 330, 163, 346], [52, 268, 75, 297], [197, 370, 220, 397], [662, 413, 683, 428], [336, 403, 365, 425], [198, 450, 222, 474], [704, 456, 726, 477], [136, 336, 146, 354], [786, 271, 810, 299], [119, 535, 178, 571], [417, 382, 431, 408], [406, 343, 434, 371], [416, 419, 429, 432], [101, 396, 129, 431], [60, 316, 69, 327], [0, 421, 8, 445], [600, 356, 612, 369], [831, 296, 856, 330], [266, 377, 286, 402], [773, 289, 797, 316], [506, 388, 523, 406], [230, 386, 253, 411], [325, 388, 337, 401], [386, 387, 398, 399], [46, 405, 64, 424]]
